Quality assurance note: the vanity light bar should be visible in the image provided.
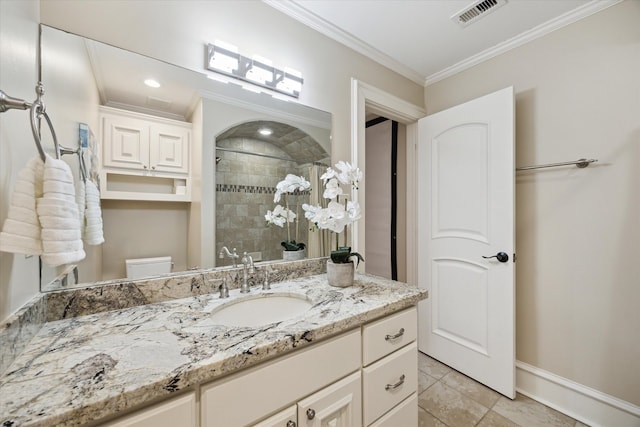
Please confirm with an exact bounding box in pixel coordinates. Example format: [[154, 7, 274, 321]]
[[206, 43, 303, 98]]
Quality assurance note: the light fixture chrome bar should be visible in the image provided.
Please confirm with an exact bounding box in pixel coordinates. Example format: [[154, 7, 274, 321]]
[[206, 43, 303, 98], [516, 158, 597, 171]]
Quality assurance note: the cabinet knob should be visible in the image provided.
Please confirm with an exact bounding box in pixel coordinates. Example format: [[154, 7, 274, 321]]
[[286, 421, 296, 427], [151, 166, 156, 170], [306, 408, 316, 420], [143, 165, 148, 169]]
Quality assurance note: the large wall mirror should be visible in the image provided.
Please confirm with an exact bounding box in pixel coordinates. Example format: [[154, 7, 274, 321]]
[[39, 25, 332, 291]]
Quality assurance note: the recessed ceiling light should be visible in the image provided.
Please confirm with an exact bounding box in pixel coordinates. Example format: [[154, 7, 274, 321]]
[[144, 79, 161, 88], [258, 128, 273, 136]]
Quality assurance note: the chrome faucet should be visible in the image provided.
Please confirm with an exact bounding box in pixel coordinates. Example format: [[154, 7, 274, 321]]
[[218, 246, 239, 268], [240, 252, 255, 293]]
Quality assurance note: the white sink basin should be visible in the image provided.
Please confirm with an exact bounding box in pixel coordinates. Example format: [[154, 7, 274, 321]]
[[209, 293, 313, 327]]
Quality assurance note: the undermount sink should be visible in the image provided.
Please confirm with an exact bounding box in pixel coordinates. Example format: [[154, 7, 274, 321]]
[[209, 293, 313, 327]]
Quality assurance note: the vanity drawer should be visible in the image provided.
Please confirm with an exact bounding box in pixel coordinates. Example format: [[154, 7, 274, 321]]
[[368, 393, 418, 427], [363, 307, 417, 365], [363, 341, 417, 426]]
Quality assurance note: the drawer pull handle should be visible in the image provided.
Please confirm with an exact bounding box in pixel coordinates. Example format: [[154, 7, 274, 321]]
[[385, 374, 406, 391], [385, 328, 405, 341], [286, 421, 297, 427], [306, 408, 316, 420]]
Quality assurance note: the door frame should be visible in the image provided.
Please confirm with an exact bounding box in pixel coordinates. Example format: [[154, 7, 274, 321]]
[[350, 78, 426, 285]]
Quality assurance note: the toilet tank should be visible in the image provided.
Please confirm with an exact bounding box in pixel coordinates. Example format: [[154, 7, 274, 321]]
[[125, 256, 172, 279]]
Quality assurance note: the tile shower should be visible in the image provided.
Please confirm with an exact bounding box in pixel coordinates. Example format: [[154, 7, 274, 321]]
[[215, 133, 327, 264]]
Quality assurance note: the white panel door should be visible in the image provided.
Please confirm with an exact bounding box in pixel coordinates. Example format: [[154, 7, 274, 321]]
[[417, 87, 515, 397], [297, 371, 361, 427]]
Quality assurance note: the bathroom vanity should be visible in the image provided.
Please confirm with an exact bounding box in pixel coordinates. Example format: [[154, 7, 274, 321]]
[[0, 260, 427, 427]]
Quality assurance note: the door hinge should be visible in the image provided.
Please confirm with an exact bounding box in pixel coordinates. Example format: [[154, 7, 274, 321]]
[[513, 253, 517, 262]]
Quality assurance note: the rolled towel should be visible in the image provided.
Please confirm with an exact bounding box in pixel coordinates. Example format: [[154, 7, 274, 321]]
[[83, 180, 104, 245], [0, 157, 44, 255], [76, 178, 86, 229], [41, 249, 85, 267], [37, 155, 85, 266], [38, 216, 81, 230], [41, 228, 82, 242], [36, 198, 80, 219]]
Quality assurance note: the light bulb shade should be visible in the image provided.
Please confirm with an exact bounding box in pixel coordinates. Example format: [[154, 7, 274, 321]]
[[206, 43, 302, 98], [208, 43, 239, 74]]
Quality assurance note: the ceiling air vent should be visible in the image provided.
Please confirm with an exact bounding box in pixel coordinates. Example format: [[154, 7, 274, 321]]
[[452, 0, 507, 28]]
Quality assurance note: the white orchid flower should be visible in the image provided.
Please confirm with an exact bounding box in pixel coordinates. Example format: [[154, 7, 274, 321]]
[[346, 200, 361, 222], [320, 167, 337, 183], [323, 178, 343, 199], [265, 204, 296, 227], [335, 161, 362, 188], [274, 174, 311, 202]]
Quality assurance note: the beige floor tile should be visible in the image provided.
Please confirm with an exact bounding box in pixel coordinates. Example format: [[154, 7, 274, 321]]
[[419, 381, 489, 427], [440, 370, 502, 409], [419, 407, 448, 427], [418, 352, 452, 379], [476, 410, 520, 427], [492, 394, 576, 427], [419, 370, 439, 394]]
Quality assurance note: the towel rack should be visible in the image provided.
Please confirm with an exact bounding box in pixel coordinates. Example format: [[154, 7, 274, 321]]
[[0, 82, 60, 162], [516, 158, 598, 171]]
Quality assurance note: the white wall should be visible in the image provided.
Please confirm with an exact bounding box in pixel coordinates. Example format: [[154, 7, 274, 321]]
[[425, 0, 640, 407], [39, 0, 424, 166], [0, 0, 41, 320]]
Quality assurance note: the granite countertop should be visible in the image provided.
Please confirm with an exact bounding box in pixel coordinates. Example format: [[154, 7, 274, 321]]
[[0, 273, 427, 427]]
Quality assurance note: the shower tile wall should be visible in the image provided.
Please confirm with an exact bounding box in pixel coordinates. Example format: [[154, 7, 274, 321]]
[[216, 137, 311, 264]]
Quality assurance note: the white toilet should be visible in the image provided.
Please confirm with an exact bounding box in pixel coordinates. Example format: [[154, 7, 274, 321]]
[[125, 256, 172, 279]]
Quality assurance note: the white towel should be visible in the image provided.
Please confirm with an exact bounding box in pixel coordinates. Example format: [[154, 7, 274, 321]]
[[83, 180, 104, 245], [0, 157, 44, 255], [36, 155, 85, 267]]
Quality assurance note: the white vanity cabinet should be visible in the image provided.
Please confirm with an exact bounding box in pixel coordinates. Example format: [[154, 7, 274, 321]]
[[362, 307, 418, 426], [95, 307, 419, 427], [254, 372, 361, 427], [99, 106, 192, 201], [98, 391, 197, 427], [201, 330, 362, 427]]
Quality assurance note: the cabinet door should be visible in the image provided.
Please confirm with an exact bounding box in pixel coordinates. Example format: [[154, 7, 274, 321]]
[[99, 392, 196, 427], [103, 115, 150, 170], [252, 405, 297, 427], [297, 371, 361, 427], [150, 124, 190, 174]]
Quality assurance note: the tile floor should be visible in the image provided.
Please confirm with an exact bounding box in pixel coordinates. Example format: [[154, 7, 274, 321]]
[[417, 352, 588, 427]]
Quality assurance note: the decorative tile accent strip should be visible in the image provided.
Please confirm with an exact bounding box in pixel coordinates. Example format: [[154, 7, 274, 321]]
[[216, 183, 311, 196]]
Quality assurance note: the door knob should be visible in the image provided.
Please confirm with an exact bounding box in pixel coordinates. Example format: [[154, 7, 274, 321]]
[[482, 252, 509, 263]]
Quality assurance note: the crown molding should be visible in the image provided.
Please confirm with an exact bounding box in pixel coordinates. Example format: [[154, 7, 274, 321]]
[[264, 0, 425, 86], [265, 0, 622, 88], [425, 0, 623, 86]]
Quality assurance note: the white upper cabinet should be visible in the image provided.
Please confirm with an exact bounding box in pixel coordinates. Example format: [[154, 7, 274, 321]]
[[99, 106, 192, 201]]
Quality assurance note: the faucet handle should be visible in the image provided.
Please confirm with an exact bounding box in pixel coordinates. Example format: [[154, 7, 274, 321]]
[[263, 270, 270, 290], [219, 277, 229, 298]]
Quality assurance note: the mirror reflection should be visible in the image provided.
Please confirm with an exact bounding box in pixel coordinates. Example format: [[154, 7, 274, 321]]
[[39, 25, 332, 291]]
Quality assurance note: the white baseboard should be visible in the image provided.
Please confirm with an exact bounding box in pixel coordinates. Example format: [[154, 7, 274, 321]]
[[516, 361, 640, 427]]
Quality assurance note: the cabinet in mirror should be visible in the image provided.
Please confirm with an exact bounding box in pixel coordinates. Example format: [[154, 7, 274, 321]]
[[39, 25, 332, 291]]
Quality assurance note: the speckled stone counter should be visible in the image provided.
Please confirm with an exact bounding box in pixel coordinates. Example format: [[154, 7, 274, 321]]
[[0, 269, 427, 427]]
